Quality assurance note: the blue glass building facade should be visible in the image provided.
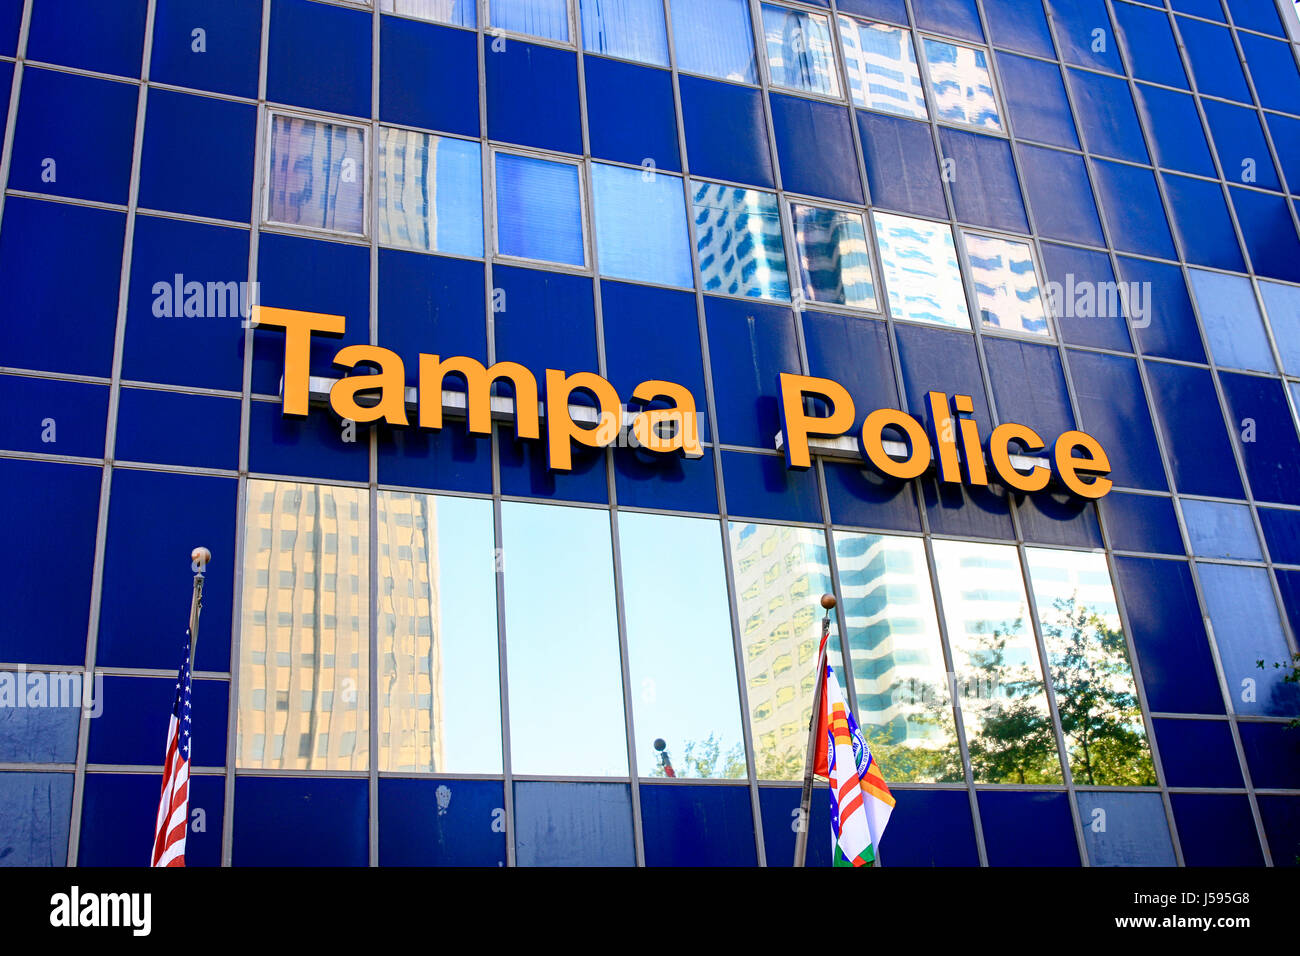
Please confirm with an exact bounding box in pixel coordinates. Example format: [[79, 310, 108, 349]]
[[1, 0, 1299, 867]]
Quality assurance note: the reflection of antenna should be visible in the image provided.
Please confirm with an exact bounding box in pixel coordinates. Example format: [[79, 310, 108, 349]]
[[653, 738, 676, 778]]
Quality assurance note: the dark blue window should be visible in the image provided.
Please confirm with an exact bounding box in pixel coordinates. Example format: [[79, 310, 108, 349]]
[[87, 676, 228, 767], [248, 399, 369, 484], [837, 0, 906, 25], [122, 362, 245, 478], [1134, 85, 1215, 177], [1224, 0, 1285, 36], [1266, 113, 1300, 193], [378, 779, 507, 866], [378, 419, 492, 495], [857, 111, 946, 218], [27, 0, 147, 78], [498, 425, 609, 504], [997, 53, 1078, 149], [872, 788, 980, 865], [380, 15, 479, 137], [1236, 722, 1300, 791], [614, 445, 718, 514], [1078, 792, 1176, 865], [1240, 34, 1300, 115], [97, 470, 236, 673], [1066, 68, 1149, 163], [758, 786, 833, 867], [0, 772, 72, 866], [938, 128, 1027, 232], [267, 0, 371, 118], [1161, 173, 1246, 272], [803, 311, 897, 431], [1016, 144, 1105, 246], [0, 696, 80, 763], [823, 461, 921, 532], [1040, 242, 1132, 352], [586, 57, 679, 172], [513, 781, 635, 866], [377, 249, 486, 385], [486, 39, 581, 155], [1257, 796, 1300, 869], [1017, 492, 1103, 548], [1275, 568, 1300, 637], [1047, 0, 1123, 74], [1144, 361, 1243, 498], [769, 95, 862, 204], [1259, 506, 1300, 565], [978, 790, 1080, 866], [139, 90, 256, 223], [1099, 492, 1184, 555], [984, 338, 1074, 438], [0, 0, 20, 56], [982, 0, 1054, 57], [0, 375, 107, 460], [151, 0, 262, 99], [1230, 187, 1300, 284], [1218, 371, 1300, 506], [1203, 100, 1281, 192], [234, 776, 368, 866], [493, 266, 598, 387], [913, 0, 982, 42], [639, 782, 757, 866], [1114, 557, 1224, 714], [1111, 1, 1187, 88], [722, 451, 822, 523], [1115, 255, 1205, 363], [80, 773, 222, 866], [1170, 794, 1264, 866], [1176, 16, 1251, 103], [1066, 351, 1166, 490], [704, 296, 800, 449], [1169, 0, 1223, 17], [923, 478, 1014, 540], [1090, 160, 1176, 260], [10, 69, 138, 205], [680, 77, 774, 188], [1154, 718, 1243, 787]]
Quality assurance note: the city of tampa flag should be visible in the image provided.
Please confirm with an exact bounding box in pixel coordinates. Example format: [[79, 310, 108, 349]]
[[816, 637, 894, 866]]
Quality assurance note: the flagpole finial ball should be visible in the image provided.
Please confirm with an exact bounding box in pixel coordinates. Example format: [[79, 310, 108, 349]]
[[191, 547, 211, 567], [820, 593, 836, 610], [653, 738, 667, 752]]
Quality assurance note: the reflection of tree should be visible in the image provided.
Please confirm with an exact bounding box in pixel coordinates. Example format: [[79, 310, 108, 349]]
[[757, 744, 806, 782], [860, 715, 964, 784], [649, 733, 746, 779]]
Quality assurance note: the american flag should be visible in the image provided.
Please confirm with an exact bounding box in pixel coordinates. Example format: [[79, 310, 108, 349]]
[[151, 634, 193, 867]]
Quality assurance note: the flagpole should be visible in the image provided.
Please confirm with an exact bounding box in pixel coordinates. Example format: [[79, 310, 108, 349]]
[[188, 547, 211, 658], [793, 593, 834, 867]]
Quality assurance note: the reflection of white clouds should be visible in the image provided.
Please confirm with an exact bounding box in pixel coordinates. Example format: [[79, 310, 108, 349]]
[[922, 38, 1002, 131], [838, 16, 928, 118], [872, 212, 970, 328], [963, 232, 1049, 335]]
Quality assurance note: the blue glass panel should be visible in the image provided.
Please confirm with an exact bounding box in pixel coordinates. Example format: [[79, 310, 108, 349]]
[[234, 776, 367, 866], [823, 461, 921, 532], [923, 478, 1015, 539], [378, 420, 491, 494], [98, 470, 236, 672], [938, 128, 1027, 232], [1187, 268, 1275, 373], [1134, 84, 1215, 177], [1240, 34, 1300, 114], [267, 0, 370, 117], [1016, 492, 1104, 548], [514, 782, 635, 866], [376, 249, 485, 387], [0, 773, 71, 866], [921, 39, 1002, 130], [1181, 498, 1262, 559], [1260, 506, 1300, 565], [580, 0, 668, 66], [585, 57, 679, 171], [721, 451, 822, 523], [1203, 100, 1281, 192], [1100, 492, 1184, 554], [492, 265, 598, 385], [1276, 568, 1300, 636], [27, 0, 146, 77], [1257, 796, 1300, 868], [1066, 351, 1166, 489], [1177, 16, 1251, 103], [485, 38, 581, 154], [640, 782, 757, 866], [1261, 281, 1300, 377], [1169, 0, 1223, 18], [378, 779, 507, 866], [491, 0, 568, 40], [0, 459, 100, 666], [692, 183, 789, 300], [680, 77, 773, 188], [1161, 173, 1246, 272], [498, 425, 609, 504], [151, 0, 261, 98], [1047, 0, 1123, 74], [802, 311, 897, 428], [1198, 561, 1300, 716], [614, 445, 719, 514], [1144, 361, 1243, 498], [592, 164, 692, 287], [872, 788, 979, 865], [1237, 722, 1300, 790], [856, 111, 946, 218], [247, 400, 369, 484], [1078, 792, 1177, 866], [0, 375, 106, 459], [79, 772, 221, 866], [757, 786, 833, 867], [894, 323, 991, 427], [1016, 144, 1106, 246], [770, 95, 862, 204], [983, 0, 1054, 56], [1171, 793, 1264, 866], [141, 88, 256, 219], [837, 0, 907, 24], [1040, 242, 1132, 351], [1219, 371, 1300, 506], [10, 68, 137, 205], [1265, 114, 1300, 195], [978, 790, 1080, 866], [913, 0, 982, 41], [88, 675, 228, 766], [380, 15, 479, 137], [1112, 1, 1187, 88], [1224, 0, 1285, 35], [984, 339, 1074, 438], [704, 296, 799, 449], [996, 53, 1078, 148], [1090, 160, 1176, 259], [0, 0, 21, 56], [1067, 68, 1149, 163], [1230, 187, 1300, 283], [115, 389, 240, 471], [0, 692, 80, 763], [1154, 718, 1242, 786], [670, 0, 757, 83], [1114, 254, 1206, 363]]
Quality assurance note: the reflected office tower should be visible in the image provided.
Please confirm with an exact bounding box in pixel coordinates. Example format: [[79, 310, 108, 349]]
[[237, 481, 370, 771], [692, 182, 790, 300], [377, 126, 438, 252], [837, 17, 927, 118], [792, 207, 876, 307]]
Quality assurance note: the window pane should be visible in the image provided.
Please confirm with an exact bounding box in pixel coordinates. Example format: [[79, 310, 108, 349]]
[[579, 0, 668, 66], [837, 16, 927, 118], [1025, 548, 1156, 786], [1187, 268, 1276, 373], [692, 182, 789, 301], [378, 128, 483, 258], [1181, 499, 1262, 561], [790, 203, 877, 310], [495, 152, 584, 266], [377, 492, 501, 773], [619, 513, 746, 779], [728, 522, 845, 780], [832, 532, 962, 783], [921, 38, 1002, 131], [237, 480, 369, 770], [501, 502, 628, 776], [592, 162, 692, 288], [266, 114, 366, 234], [490, 0, 569, 42], [761, 4, 840, 98], [963, 232, 1048, 335], [931, 539, 1063, 784], [378, 0, 476, 27], [873, 211, 971, 328], [670, 0, 757, 84]]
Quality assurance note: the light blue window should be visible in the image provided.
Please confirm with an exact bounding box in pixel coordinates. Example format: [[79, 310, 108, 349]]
[[873, 211, 971, 328], [691, 181, 789, 301], [1181, 498, 1262, 560], [1077, 792, 1177, 866], [378, 128, 483, 258], [495, 152, 585, 266], [837, 16, 927, 118], [1259, 280, 1300, 377], [962, 232, 1049, 335], [580, 0, 668, 66], [790, 204, 877, 309], [266, 113, 367, 235], [761, 4, 840, 98], [921, 38, 1002, 131], [592, 163, 692, 288], [490, 0, 570, 42], [670, 0, 758, 84], [379, 0, 476, 27], [1187, 268, 1275, 373]]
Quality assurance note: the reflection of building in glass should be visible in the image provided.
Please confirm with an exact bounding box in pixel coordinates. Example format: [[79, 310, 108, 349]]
[[693, 183, 789, 300], [764, 6, 838, 96], [873, 212, 971, 327], [838, 17, 927, 118], [377, 127, 438, 252], [266, 114, 366, 233], [792, 204, 876, 308], [922, 40, 1001, 130], [964, 233, 1049, 334]]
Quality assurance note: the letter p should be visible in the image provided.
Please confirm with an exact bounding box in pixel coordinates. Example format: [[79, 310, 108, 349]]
[[778, 373, 856, 469]]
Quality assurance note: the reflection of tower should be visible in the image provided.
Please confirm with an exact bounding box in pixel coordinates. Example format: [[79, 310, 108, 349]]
[[378, 127, 437, 251], [792, 208, 875, 306], [838, 19, 927, 117], [692, 183, 788, 299], [267, 115, 365, 232], [924, 43, 999, 128]]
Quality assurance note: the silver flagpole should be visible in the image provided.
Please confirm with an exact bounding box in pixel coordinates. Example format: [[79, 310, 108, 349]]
[[793, 593, 835, 867], [188, 547, 211, 658]]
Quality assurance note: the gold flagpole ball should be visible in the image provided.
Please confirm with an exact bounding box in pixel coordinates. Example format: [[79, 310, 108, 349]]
[[191, 547, 212, 568], [820, 593, 836, 610]]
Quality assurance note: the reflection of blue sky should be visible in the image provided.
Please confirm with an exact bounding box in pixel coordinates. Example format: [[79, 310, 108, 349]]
[[378, 129, 483, 258], [963, 233, 1048, 335], [618, 512, 745, 777]]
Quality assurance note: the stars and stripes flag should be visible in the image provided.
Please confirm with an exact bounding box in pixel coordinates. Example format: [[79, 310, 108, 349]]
[[815, 634, 895, 867], [151, 634, 193, 867]]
